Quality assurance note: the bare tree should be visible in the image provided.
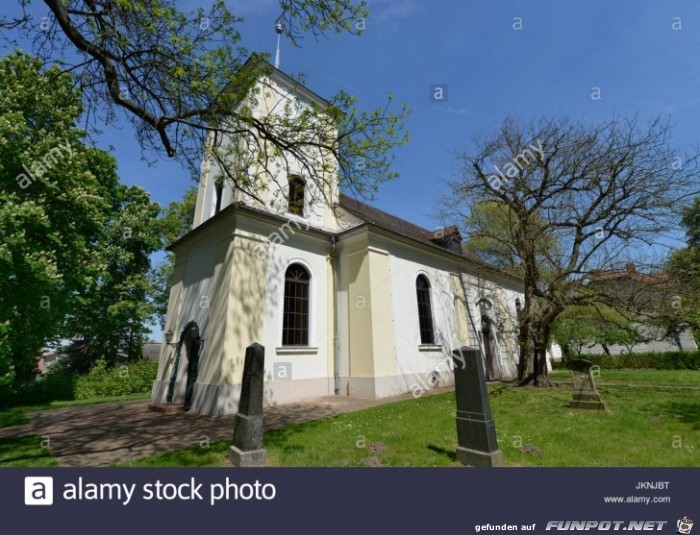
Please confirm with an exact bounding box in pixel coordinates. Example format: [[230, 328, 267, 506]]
[[444, 115, 700, 385], [1, 1, 408, 199]]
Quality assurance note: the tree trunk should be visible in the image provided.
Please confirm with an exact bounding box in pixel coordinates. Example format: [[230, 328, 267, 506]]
[[517, 322, 534, 384], [534, 342, 551, 386], [519, 320, 553, 386]]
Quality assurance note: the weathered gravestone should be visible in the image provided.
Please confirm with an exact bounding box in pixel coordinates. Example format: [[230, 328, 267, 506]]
[[451, 347, 504, 467], [567, 359, 607, 411], [229, 343, 267, 467]]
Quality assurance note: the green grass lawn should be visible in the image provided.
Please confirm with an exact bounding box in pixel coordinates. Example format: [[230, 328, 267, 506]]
[[549, 368, 700, 387], [0, 435, 59, 467], [0, 392, 151, 429], [121, 370, 700, 468]]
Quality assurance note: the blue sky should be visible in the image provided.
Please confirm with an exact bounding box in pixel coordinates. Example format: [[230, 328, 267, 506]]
[[6, 1, 700, 230], [4, 1, 700, 336]]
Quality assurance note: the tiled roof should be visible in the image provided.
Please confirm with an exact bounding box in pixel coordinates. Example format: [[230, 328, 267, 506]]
[[338, 193, 496, 269], [589, 263, 671, 285]]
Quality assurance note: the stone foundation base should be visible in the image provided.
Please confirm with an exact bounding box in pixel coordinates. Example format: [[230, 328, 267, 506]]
[[570, 393, 607, 411], [148, 403, 185, 414], [229, 446, 267, 467], [151, 369, 460, 417], [456, 446, 504, 467], [570, 400, 607, 411]]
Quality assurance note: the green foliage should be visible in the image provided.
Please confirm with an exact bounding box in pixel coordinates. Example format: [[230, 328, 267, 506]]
[[73, 360, 158, 400], [149, 186, 197, 329], [0, 435, 58, 467], [553, 304, 639, 357], [2, 2, 405, 199], [681, 196, 700, 248], [0, 357, 157, 409], [158, 186, 197, 246], [0, 372, 76, 409], [666, 196, 700, 339], [64, 184, 162, 364], [561, 350, 700, 370], [0, 52, 162, 380], [149, 261, 174, 331], [463, 200, 559, 276], [447, 115, 699, 384], [0, 52, 119, 380]]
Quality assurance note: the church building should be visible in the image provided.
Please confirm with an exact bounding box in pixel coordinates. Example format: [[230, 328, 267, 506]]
[[151, 57, 525, 416]]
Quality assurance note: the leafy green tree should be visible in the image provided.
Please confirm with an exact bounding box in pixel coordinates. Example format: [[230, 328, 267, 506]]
[[445, 115, 699, 385], [1, 52, 163, 382], [149, 187, 197, 329], [0, 52, 120, 381], [552, 305, 640, 357], [64, 186, 162, 369], [1, 1, 408, 200], [462, 200, 560, 277], [666, 197, 700, 345], [681, 197, 700, 248]]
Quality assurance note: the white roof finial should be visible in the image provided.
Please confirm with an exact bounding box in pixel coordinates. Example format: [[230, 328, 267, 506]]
[[274, 21, 284, 69]]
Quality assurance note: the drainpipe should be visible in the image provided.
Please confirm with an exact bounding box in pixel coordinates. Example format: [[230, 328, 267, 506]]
[[330, 235, 341, 395]]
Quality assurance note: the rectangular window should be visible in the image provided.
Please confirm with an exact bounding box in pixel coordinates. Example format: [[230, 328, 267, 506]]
[[288, 175, 305, 216], [214, 179, 223, 215]]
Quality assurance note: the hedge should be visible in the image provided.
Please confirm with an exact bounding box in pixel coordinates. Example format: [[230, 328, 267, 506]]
[[0, 359, 158, 409], [554, 350, 700, 370], [0, 372, 76, 408], [74, 360, 158, 399]]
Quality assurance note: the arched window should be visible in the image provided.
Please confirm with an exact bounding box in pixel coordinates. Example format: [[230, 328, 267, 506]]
[[288, 175, 305, 216], [282, 263, 310, 346], [416, 274, 435, 344]]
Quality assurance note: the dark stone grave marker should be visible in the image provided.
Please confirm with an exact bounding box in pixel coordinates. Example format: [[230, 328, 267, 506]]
[[451, 346, 504, 467], [229, 343, 267, 467]]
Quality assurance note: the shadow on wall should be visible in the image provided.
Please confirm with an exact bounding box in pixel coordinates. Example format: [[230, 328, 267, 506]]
[[215, 234, 278, 413], [178, 230, 328, 414]]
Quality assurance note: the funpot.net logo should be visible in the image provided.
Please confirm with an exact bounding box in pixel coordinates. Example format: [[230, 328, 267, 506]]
[[545, 521, 668, 531], [677, 517, 694, 535]]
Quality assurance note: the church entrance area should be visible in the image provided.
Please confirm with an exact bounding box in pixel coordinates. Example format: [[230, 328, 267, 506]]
[[150, 321, 202, 413]]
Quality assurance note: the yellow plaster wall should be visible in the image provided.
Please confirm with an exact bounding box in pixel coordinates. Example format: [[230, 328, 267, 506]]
[[195, 238, 235, 385], [157, 257, 188, 381], [347, 250, 374, 377], [346, 243, 396, 379], [219, 232, 269, 384], [367, 250, 395, 377]]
